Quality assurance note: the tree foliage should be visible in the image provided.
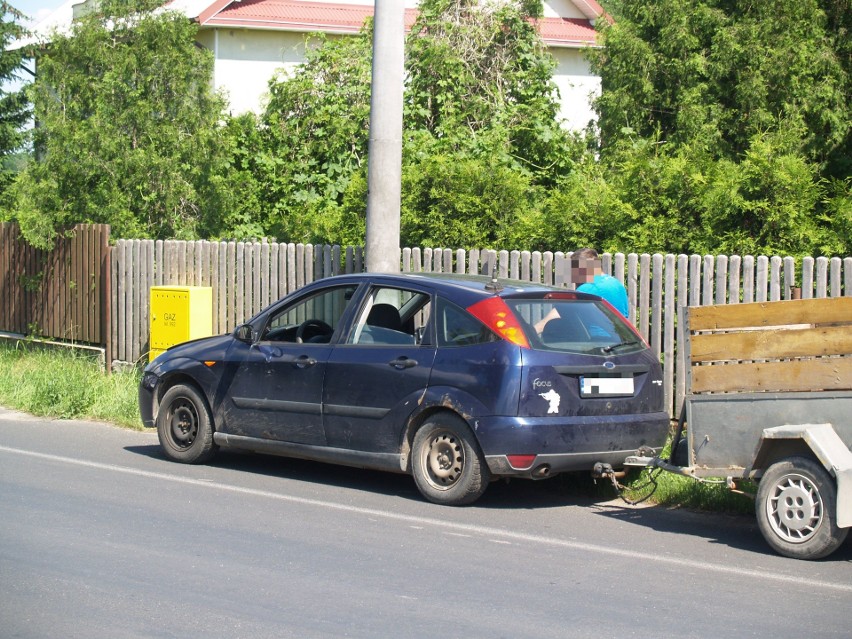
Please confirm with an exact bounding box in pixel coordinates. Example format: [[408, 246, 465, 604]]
[[2, 0, 849, 258], [0, 2, 31, 199], [255, 30, 374, 244], [11, 0, 233, 247], [245, 0, 581, 249], [585, 0, 851, 255]]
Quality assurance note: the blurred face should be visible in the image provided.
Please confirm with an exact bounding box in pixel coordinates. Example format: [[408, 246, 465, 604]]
[[571, 257, 600, 283]]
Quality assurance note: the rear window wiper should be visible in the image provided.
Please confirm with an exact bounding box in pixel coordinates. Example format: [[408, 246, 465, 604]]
[[602, 339, 641, 353]]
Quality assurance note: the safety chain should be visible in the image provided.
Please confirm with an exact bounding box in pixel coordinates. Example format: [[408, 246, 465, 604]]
[[607, 466, 663, 505]]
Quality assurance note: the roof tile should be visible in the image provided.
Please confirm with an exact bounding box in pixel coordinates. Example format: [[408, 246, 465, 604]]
[[202, 1, 597, 45]]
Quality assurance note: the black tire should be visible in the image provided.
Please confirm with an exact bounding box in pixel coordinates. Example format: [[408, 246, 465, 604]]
[[755, 456, 848, 560], [411, 414, 490, 506], [156, 383, 217, 464]]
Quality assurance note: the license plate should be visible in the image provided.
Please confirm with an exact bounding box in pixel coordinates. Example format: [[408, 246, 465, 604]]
[[580, 376, 634, 397]]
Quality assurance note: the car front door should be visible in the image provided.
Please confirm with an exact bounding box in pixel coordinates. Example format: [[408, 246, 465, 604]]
[[323, 285, 437, 454], [222, 284, 360, 445]]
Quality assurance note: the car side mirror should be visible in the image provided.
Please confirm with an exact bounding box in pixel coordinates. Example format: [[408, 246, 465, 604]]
[[235, 324, 255, 343]]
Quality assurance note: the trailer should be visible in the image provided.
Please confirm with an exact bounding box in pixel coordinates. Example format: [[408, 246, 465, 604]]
[[627, 296, 852, 560]]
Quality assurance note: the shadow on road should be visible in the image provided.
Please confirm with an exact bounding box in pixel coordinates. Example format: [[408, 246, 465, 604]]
[[124, 443, 852, 562], [589, 498, 852, 561], [125, 443, 624, 508]]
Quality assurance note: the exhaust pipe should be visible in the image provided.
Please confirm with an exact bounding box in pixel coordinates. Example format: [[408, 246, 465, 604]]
[[532, 464, 551, 479]]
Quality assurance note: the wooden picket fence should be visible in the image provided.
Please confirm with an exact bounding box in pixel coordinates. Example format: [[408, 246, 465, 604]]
[[4, 224, 849, 416], [0, 222, 111, 346], [110, 238, 852, 418]]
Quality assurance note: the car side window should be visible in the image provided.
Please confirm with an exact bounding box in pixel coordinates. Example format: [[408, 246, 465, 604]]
[[349, 286, 431, 346], [262, 285, 358, 344], [437, 298, 499, 347]]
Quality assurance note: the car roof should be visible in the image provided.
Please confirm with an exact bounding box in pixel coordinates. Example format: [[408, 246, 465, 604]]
[[317, 271, 562, 296], [302, 272, 610, 308]]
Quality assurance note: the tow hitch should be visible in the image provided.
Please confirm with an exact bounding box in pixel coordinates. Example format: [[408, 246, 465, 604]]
[[592, 453, 661, 505]]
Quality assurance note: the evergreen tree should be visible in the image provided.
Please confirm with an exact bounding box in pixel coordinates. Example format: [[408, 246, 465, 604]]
[[581, 0, 851, 255], [10, 0, 233, 247], [0, 2, 31, 199]]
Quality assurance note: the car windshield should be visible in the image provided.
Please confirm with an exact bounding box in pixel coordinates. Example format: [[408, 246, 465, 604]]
[[507, 299, 644, 355]]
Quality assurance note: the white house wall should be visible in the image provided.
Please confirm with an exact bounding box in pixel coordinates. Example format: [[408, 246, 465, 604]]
[[551, 47, 599, 131], [206, 28, 312, 115], [204, 28, 600, 131], [542, 0, 587, 20]]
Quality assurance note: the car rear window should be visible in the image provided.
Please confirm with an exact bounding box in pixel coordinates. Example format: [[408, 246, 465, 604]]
[[507, 299, 645, 355]]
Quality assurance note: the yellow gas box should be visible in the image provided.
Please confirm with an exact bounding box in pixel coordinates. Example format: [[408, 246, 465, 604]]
[[149, 286, 213, 361]]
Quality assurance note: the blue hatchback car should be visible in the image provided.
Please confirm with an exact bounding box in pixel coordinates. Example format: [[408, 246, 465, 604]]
[[139, 272, 669, 505]]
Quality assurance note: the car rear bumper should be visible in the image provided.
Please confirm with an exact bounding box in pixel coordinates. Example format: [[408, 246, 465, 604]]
[[475, 412, 670, 477]]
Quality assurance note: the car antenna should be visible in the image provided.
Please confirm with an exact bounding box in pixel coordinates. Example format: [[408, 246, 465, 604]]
[[485, 266, 503, 292]]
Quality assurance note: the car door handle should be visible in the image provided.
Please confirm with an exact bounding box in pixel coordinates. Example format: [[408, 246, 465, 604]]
[[294, 355, 317, 369], [389, 357, 417, 370]]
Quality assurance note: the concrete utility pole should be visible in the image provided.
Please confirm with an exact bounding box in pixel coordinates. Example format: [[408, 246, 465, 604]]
[[365, 0, 405, 273]]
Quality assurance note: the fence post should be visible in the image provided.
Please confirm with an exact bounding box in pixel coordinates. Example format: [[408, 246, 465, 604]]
[[715, 255, 728, 304], [663, 254, 676, 417], [639, 254, 651, 341], [651, 254, 663, 358], [627, 253, 638, 324], [816, 256, 829, 297], [830, 257, 842, 297]]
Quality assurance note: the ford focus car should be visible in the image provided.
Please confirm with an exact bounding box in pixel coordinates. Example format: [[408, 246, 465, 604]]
[[139, 273, 669, 505]]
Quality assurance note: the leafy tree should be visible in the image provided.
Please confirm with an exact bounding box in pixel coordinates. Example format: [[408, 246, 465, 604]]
[[253, 0, 583, 247], [405, 0, 572, 183], [581, 0, 851, 256], [400, 129, 541, 248], [10, 0, 232, 247], [0, 2, 31, 201], [256, 30, 373, 243]]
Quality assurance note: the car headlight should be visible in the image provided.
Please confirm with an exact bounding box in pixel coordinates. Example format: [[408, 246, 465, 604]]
[[141, 372, 159, 391]]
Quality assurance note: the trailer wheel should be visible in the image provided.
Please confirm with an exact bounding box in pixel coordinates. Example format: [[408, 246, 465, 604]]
[[756, 456, 848, 560]]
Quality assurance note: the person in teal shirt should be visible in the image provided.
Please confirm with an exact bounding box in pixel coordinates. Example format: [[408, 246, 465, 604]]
[[534, 248, 630, 334], [572, 248, 629, 318]]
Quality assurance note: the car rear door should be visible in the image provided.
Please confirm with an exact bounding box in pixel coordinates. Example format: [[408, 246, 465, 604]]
[[322, 284, 437, 454]]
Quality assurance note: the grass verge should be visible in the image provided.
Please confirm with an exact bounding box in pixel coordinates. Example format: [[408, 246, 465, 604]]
[[0, 341, 142, 429], [621, 440, 755, 514]]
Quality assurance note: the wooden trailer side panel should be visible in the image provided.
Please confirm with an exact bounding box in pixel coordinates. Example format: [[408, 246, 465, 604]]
[[684, 297, 852, 473]]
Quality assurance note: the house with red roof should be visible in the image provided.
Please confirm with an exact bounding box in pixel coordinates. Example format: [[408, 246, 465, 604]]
[[28, 0, 605, 130]]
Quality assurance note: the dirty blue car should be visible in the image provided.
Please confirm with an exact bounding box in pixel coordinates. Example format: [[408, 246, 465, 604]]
[[139, 273, 668, 505]]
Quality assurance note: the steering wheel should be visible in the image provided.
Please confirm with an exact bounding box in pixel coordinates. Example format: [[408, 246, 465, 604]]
[[296, 319, 333, 343]]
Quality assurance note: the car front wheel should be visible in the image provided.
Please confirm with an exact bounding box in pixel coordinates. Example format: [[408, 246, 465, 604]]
[[157, 383, 217, 464], [755, 456, 847, 560], [412, 414, 490, 506]]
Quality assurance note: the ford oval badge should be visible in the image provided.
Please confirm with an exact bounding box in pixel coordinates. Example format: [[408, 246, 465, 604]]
[[603, 361, 616, 370]]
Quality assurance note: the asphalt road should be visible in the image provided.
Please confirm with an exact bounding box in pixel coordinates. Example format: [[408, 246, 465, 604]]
[[1, 407, 850, 639]]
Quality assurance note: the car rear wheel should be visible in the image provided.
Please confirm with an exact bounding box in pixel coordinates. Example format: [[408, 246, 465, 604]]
[[755, 456, 847, 560], [412, 414, 490, 506], [157, 383, 217, 464]]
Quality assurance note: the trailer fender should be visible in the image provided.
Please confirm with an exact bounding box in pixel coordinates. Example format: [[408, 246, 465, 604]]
[[756, 424, 852, 528]]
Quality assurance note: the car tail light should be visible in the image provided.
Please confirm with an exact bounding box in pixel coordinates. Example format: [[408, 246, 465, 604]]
[[507, 455, 537, 470], [467, 297, 530, 348]]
